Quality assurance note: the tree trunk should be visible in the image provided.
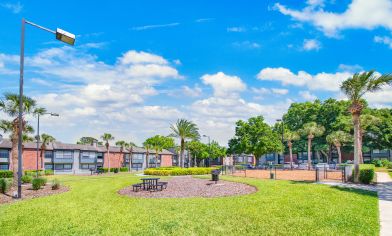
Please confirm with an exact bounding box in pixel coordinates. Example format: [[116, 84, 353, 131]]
[[145, 149, 149, 169], [155, 150, 158, 168], [11, 120, 19, 187], [352, 113, 361, 183], [107, 149, 110, 173], [129, 147, 132, 172], [180, 139, 185, 168], [194, 154, 197, 167], [359, 130, 364, 164], [307, 138, 312, 170], [336, 145, 342, 164], [288, 141, 293, 169], [40, 148, 45, 171]]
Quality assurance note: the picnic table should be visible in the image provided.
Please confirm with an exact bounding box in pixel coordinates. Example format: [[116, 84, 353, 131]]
[[132, 178, 168, 192]]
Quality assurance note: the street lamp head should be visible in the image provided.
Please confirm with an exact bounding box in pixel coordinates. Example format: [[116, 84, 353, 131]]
[[276, 119, 282, 122], [56, 28, 75, 45], [50, 113, 59, 117]]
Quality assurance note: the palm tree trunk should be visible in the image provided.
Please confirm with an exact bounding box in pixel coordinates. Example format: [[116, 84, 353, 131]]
[[40, 147, 45, 171], [180, 139, 185, 168], [107, 149, 110, 173], [307, 138, 312, 170], [129, 148, 132, 172], [145, 149, 149, 169], [155, 151, 158, 168], [353, 114, 361, 183], [359, 131, 364, 164], [194, 154, 197, 167], [288, 142, 293, 169], [11, 121, 19, 187], [336, 145, 342, 164]]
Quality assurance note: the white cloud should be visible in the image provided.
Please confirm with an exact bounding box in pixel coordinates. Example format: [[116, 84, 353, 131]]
[[201, 72, 246, 97], [374, 35, 392, 48], [303, 39, 321, 51], [195, 18, 214, 23], [274, 0, 392, 37], [181, 85, 202, 97], [364, 85, 392, 104], [173, 59, 182, 65], [131, 22, 180, 31], [271, 88, 289, 95], [1, 2, 23, 13], [338, 64, 363, 72], [120, 50, 168, 65], [299, 90, 317, 100], [227, 27, 246, 32], [257, 67, 352, 91], [232, 41, 261, 49]]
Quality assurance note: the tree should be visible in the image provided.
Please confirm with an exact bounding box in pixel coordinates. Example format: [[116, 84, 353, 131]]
[[299, 122, 325, 169], [169, 119, 200, 168], [340, 70, 392, 182], [326, 131, 351, 164], [101, 133, 114, 171], [144, 135, 175, 167], [77, 137, 99, 145], [208, 141, 226, 161], [229, 116, 282, 164], [125, 142, 137, 171], [186, 140, 209, 167], [40, 133, 55, 170], [143, 142, 151, 169], [115, 140, 127, 168], [358, 114, 380, 163], [0, 93, 39, 186], [283, 130, 300, 168]]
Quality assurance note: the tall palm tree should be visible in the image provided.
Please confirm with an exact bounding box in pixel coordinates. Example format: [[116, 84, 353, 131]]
[[0, 93, 39, 186], [358, 114, 380, 164], [326, 131, 351, 164], [283, 131, 300, 169], [169, 119, 200, 168], [101, 133, 114, 172], [300, 122, 325, 170], [116, 140, 127, 168], [40, 133, 55, 170], [125, 142, 136, 172], [341, 71, 392, 182], [143, 143, 151, 169]]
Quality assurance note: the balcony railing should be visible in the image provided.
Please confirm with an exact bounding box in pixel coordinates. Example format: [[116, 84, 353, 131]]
[[53, 158, 74, 164], [97, 158, 103, 163], [0, 157, 8, 163], [80, 157, 96, 164]]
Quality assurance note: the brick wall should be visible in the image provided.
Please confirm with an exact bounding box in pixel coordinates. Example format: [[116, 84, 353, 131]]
[[161, 154, 172, 167], [22, 148, 43, 171], [104, 152, 124, 168]]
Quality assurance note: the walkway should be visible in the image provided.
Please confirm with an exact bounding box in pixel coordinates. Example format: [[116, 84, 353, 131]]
[[377, 172, 392, 236]]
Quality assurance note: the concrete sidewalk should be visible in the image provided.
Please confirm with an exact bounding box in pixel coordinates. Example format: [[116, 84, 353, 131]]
[[377, 172, 392, 236]]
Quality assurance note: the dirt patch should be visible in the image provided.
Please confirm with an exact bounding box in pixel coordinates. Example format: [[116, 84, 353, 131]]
[[233, 169, 342, 182], [119, 176, 257, 198], [0, 184, 69, 205]]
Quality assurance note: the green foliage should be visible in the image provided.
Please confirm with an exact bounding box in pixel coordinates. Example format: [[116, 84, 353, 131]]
[[144, 167, 217, 176], [45, 170, 54, 175], [98, 167, 108, 173], [110, 168, 119, 173], [326, 131, 351, 147], [387, 162, 392, 169], [229, 116, 282, 158], [0, 178, 12, 193], [25, 170, 43, 176], [186, 140, 209, 160], [21, 175, 32, 184], [32, 177, 47, 190], [358, 164, 375, 184], [77, 137, 100, 145], [119, 167, 129, 172], [0, 170, 13, 178], [371, 160, 383, 167], [51, 179, 61, 190]]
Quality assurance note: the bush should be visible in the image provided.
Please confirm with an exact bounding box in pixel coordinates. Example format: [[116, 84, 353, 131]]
[[21, 175, 32, 184], [45, 170, 54, 175], [381, 159, 390, 167], [0, 170, 13, 178], [144, 167, 218, 176], [387, 162, 392, 169], [97, 167, 108, 173], [358, 164, 375, 184], [0, 178, 12, 193], [25, 170, 44, 176], [32, 177, 47, 190], [371, 160, 383, 167], [119, 167, 128, 172], [51, 179, 61, 190], [110, 168, 119, 173]]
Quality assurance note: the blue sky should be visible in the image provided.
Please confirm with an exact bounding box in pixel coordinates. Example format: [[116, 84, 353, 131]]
[[0, 0, 391, 146]]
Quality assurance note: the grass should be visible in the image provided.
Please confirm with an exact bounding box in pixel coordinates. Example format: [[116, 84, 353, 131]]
[[375, 167, 392, 178], [0, 173, 379, 236]]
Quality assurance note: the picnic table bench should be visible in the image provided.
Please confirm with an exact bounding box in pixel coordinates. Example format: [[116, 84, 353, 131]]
[[132, 178, 168, 192]]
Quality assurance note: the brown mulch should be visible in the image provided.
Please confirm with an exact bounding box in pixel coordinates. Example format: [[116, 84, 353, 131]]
[[118, 176, 257, 198], [0, 184, 69, 205]]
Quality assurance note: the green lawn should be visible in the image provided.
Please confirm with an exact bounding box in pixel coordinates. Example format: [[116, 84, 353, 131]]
[[0, 174, 379, 236]]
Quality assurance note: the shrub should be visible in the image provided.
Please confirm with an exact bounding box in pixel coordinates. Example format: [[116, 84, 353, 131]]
[[45, 170, 54, 175], [381, 159, 390, 167], [51, 179, 61, 190], [32, 177, 47, 190], [0, 170, 13, 178], [21, 175, 32, 184], [25, 170, 45, 176], [110, 168, 119, 173], [144, 167, 218, 176], [0, 178, 12, 193], [371, 160, 383, 167], [387, 162, 392, 169], [358, 164, 375, 184], [97, 167, 108, 173], [119, 167, 128, 172]]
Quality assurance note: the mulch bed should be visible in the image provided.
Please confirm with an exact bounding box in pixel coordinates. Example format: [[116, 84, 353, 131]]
[[118, 176, 257, 198], [0, 184, 69, 205]]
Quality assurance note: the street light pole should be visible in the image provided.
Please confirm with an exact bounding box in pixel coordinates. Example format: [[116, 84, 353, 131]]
[[18, 19, 75, 198], [36, 112, 59, 177], [276, 119, 284, 165]]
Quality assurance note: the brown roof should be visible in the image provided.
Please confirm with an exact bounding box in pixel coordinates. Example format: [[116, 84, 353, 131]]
[[0, 139, 174, 155]]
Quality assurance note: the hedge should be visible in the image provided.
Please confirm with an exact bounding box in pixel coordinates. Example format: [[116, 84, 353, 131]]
[[25, 170, 54, 176], [97, 167, 109, 173], [0, 170, 13, 178], [144, 167, 218, 176], [119, 167, 129, 172], [32, 177, 47, 190], [21, 175, 32, 184], [358, 164, 375, 184], [0, 178, 12, 193]]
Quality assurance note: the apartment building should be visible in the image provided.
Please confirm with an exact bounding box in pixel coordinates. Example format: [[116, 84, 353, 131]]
[[0, 139, 175, 174]]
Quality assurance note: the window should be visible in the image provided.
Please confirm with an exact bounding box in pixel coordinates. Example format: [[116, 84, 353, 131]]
[[81, 152, 96, 159], [0, 149, 9, 159], [54, 164, 73, 170], [373, 149, 389, 154], [81, 164, 96, 169], [55, 151, 73, 159], [148, 154, 160, 164], [45, 164, 53, 170], [44, 151, 53, 159], [0, 164, 8, 170], [132, 153, 144, 164]]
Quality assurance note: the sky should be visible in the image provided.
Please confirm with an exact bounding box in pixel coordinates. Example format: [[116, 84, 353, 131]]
[[0, 0, 391, 146]]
